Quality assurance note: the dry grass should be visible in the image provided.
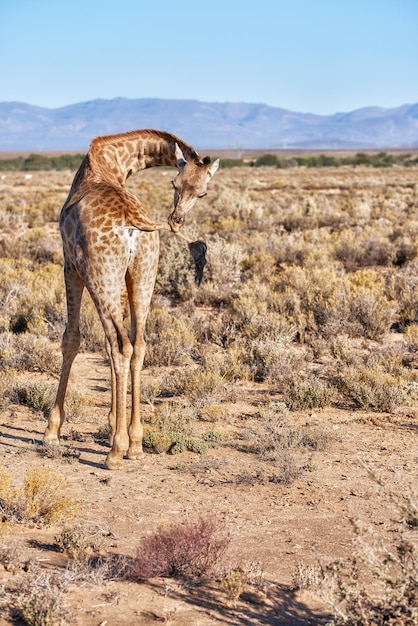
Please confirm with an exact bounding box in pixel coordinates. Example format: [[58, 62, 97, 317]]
[[0, 466, 79, 526], [1, 163, 418, 624]]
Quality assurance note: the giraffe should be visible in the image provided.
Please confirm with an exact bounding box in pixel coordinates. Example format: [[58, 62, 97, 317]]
[[44, 129, 219, 469]]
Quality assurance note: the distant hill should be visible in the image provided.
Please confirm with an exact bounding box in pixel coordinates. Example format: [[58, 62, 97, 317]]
[[1, 97, 418, 151]]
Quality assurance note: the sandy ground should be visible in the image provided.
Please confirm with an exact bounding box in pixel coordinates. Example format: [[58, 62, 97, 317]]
[[0, 350, 417, 625]]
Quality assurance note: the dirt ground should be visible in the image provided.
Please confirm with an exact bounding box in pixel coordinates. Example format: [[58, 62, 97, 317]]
[[1, 348, 417, 626]]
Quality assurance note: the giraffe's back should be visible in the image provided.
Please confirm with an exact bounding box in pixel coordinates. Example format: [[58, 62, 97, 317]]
[[60, 186, 160, 307]]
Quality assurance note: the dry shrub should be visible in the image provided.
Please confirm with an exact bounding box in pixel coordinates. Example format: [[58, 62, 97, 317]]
[[404, 325, 418, 352], [221, 567, 248, 606], [317, 528, 418, 626], [271, 452, 303, 485], [335, 230, 395, 271], [335, 364, 406, 412], [79, 294, 105, 352], [131, 514, 230, 579], [249, 339, 302, 385], [199, 404, 225, 422], [0, 367, 16, 410], [196, 235, 243, 305], [63, 389, 93, 423], [0, 332, 60, 374], [250, 402, 299, 459], [240, 250, 277, 282], [55, 522, 108, 560], [330, 333, 362, 366], [140, 376, 163, 410], [273, 263, 350, 340], [16, 573, 69, 626], [143, 402, 219, 455], [348, 269, 398, 339], [295, 478, 418, 625], [228, 282, 296, 341], [154, 232, 196, 300], [0, 466, 78, 526], [217, 343, 250, 382], [387, 260, 418, 329], [292, 561, 323, 591], [182, 363, 226, 406], [251, 401, 333, 463], [145, 307, 197, 366], [283, 375, 337, 410], [9, 382, 54, 416]]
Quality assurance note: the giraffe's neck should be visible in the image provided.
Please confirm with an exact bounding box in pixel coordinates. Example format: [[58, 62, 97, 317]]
[[89, 129, 198, 187], [63, 129, 199, 209]]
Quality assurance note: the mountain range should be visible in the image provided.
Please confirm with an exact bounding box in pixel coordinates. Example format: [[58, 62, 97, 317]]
[[1, 98, 418, 151]]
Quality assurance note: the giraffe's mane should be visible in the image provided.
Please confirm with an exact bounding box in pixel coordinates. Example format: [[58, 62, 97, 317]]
[[89, 129, 199, 160]]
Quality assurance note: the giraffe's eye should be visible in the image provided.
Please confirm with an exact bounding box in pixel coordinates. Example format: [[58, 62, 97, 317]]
[[171, 180, 177, 189], [198, 192, 207, 198]]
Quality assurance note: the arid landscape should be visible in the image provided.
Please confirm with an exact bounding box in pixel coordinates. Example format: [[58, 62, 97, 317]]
[[0, 160, 417, 625]]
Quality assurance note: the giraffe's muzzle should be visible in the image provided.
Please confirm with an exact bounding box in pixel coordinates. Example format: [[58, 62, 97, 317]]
[[168, 212, 185, 232]]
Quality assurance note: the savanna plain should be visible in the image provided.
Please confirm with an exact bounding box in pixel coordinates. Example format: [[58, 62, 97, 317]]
[[0, 157, 417, 625]]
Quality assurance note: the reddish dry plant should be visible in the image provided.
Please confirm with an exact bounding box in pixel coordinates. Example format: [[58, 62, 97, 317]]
[[131, 514, 230, 580]]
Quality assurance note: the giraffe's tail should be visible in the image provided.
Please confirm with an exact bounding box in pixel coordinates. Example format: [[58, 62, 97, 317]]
[[188, 240, 207, 286]]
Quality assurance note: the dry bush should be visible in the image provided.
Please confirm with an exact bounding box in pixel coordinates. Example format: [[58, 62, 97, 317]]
[[16, 573, 70, 626], [335, 229, 395, 271], [249, 401, 300, 459], [348, 269, 398, 340], [195, 235, 243, 306], [154, 232, 196, 300], [61, 389, 93, 423], [334, 363, 406, 412], [404, 325, 418, 352], [131, 514, 230, 579], [0, 466, 78, 526], [0, 332, 60, 374], [387, 259, 418, 329], [220, 567, 248, 606], [293, 478, 418, 625], [79, 294, 105, 352], [143, 401, 222, 455], [0, 259, 65, 338], [283, 375, 338, 410], [272, 263, 351, 340], [145, 306, 197, 366], [55, 522, 108, 560], [2, 165, 418, 449], [0, 367, 16, 411], [182, 363, 226, 406], [9, 382, 54, 416], [252, 342, 305, 387], [250, 401, 333, 464]]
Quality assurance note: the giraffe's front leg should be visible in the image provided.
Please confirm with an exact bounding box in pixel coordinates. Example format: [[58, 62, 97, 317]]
[[45, 268, 83, 445], [45, 328, 80, 445], [44, 404, 65, 446]]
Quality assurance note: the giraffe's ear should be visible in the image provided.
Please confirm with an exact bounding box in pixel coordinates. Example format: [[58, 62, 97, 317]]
[[208, 158, 220, 178], [175, 143, 187, 172]]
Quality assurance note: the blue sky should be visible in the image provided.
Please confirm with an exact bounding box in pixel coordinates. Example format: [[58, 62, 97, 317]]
[[1, 0, 417, 115]]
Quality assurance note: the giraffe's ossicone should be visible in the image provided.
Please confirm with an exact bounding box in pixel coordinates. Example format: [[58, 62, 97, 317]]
[[44, 129, 219, 469]]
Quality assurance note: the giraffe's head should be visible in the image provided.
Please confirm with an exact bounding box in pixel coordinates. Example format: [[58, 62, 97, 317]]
[[168, 144, 219, 233]]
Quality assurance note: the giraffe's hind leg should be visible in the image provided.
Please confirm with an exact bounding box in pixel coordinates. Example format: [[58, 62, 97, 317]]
[[126, 316, 147, 460], [44, 263, 84, 445], [125, 240, 159, 460], [101, 313, 133, 470]]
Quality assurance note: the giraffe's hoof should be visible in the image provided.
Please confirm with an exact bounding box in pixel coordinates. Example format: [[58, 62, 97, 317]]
[[43, 430, 60, 446], [127, 445, 144, 460], [104, 453, 124, 470]]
